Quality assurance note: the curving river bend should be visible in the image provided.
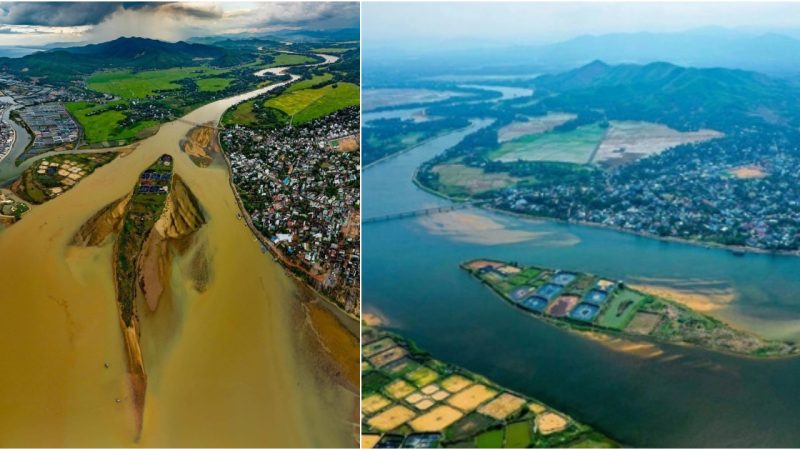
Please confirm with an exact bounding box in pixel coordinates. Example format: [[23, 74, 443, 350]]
[[363, 108, 800, 447], [0, 57, 357, 447]]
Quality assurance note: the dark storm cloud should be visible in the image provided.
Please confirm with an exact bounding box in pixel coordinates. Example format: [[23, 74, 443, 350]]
[[0, 2, 120, 26], [0, 2, 222, 27], [253, 2, 359, 29]]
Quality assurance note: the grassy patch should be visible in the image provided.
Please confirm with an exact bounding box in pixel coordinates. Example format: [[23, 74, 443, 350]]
[[475, 429, 504, 448], [404, 366, 439, 387], [431, 162, 534, 198], [221, 100, 256, 126], [196, 77, 232, 92], [597, 288, 646, 330], [65, 101, 158, 144], [87, 67, 227, 99], [490, 123, 606, 164], [265, 82, 359, 124], [285, 73, 333, 93], [504, 421, 532, 448], [311, 47, 353, 54], [266, 53, 316, 68]]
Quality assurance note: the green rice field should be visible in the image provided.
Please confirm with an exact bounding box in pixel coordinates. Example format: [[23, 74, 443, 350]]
[[285, 73, 334, 93], [265, 82, 360, 124], [476, 429, 504, 448], [87, 67, 228, 99], [265, 53, 316, 68], [490, 123, 607, 164], [65, 101, 158, 144], [196, 77, 232, 92]]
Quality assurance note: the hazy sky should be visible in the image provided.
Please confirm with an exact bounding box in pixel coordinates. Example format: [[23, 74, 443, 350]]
[[0, 1, 358, 46], [364, 2, 800, 47]]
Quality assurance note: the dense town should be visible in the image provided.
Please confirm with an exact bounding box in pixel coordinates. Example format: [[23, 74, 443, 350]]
[[492, 124, 800, 252], [222, 106, 361, 315]]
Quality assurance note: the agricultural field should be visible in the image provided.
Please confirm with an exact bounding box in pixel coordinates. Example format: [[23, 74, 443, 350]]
[[264, 53, 316, 68], [431, 162, 531, 197], [490, 123, 606, 164], [264, 82, 359, 124], [497, 113, 577, 143], [363, 88, 467, 111], [196, 77, 232, 92], [464, 259, 799, 357], [311, 47, 354, 54], [593, 121, 723, 167], [87, 66, 228, 99], [285, 73, 333, 93], [361, 327, 618, 448], [65, 101, 159, 145], [221, 100, 257, 126], [12, 152, 118, 204]]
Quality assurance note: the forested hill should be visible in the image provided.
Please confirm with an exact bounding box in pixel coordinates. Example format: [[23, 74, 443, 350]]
[[0, 37, 250, 83], [532, 60, 800, 131]]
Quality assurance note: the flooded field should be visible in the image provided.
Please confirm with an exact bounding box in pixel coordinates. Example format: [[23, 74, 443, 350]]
[[0, 68, 357, 447]]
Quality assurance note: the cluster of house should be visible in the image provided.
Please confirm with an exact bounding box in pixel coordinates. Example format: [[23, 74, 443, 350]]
[[494, 125, 800, 252], [222, 106, 360, 315]]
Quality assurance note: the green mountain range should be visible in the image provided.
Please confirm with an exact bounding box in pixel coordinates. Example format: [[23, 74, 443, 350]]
[[0, 37, 249, 83]]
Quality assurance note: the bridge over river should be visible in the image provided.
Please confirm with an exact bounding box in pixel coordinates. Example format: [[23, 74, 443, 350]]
[[363, 201, 488, 224]]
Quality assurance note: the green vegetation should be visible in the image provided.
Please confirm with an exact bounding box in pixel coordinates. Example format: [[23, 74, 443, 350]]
[[265, 53, 316, 68], [196, 77, 233, 92], [463, 259, 799, 357], [221, 100, 257, 126], [431, 162, 532, 198], [476, 430, 504, 448], [0, 196, 29, 221], [489, 123, 607, 164], [505, 421, 532, 448], [87, 67, 228, 99], [285, 73, 334, 93], [596, 289, 646, 330], [361, 327, 618, 448], [265, 82, 360, 124], [65, 101, 159, 145], [311, 47, 353, 54], [116, 156, 173, 325]]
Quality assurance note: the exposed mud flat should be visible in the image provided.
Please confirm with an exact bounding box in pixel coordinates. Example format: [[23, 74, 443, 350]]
[[629, 280, 735, 313], [180, 123, 220, 168], [418, 210, 576, 246]]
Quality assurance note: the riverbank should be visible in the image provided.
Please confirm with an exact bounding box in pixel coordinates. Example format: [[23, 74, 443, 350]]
[[363, 124, 472, 170], [219, 135, 360, 323], [412, 166, 800, 258], [463, 258, 799, 358]]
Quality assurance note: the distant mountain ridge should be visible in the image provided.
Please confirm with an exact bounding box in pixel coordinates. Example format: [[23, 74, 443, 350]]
[[0, 37, 246, 83], [533, 29, 800, 75]]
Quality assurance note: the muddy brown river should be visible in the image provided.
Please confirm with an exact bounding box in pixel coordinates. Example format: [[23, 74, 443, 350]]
[[0, 59, 357, 447]]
